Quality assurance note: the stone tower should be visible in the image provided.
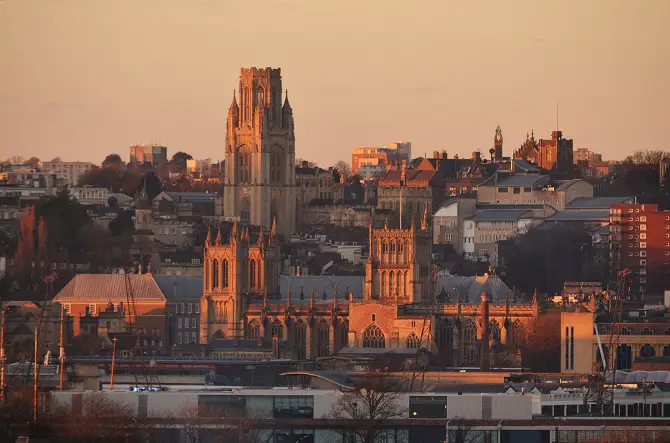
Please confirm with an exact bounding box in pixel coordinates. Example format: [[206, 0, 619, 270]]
[[363, 214, 432, 303], [223, 67, 297, 238], [493, 125, 503, 161]]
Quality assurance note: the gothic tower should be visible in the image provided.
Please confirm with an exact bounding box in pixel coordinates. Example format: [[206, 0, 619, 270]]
[[493, 125, 503, 161], [223, 67, 297, 238]]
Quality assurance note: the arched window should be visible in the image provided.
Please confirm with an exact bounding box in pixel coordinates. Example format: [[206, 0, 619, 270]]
[[295, 320, 307, 360], [222, 260, 229, 288], [317, 320, 330, 357], [664, 345, 670, 357], [620, 327, 632, 335], [616, 344, 632, 370], [257, 87, 264, 107], [247, 320, 260, 340], [249, 260, 256, 289], [640, 344, 656, 357], [270, 145, 284, 184], [389, 271, 395, 296], [240, 198, 250, 223], [212, 259, 219, 288], [362, 325, 385, 348], [211, 329, 227, 341], [238, 147, 251, 184], [271, 320, 283, 340], [406, 332, 420, 349], [204, 258, 209, 290], [641, 327, 654, 336], [490, 320, 501, 343]]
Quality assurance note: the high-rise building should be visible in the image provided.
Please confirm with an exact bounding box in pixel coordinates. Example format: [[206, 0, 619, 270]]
[[222, 67, 297, 237], [129, 145, 168, 165], [609, 203, 670, 298]]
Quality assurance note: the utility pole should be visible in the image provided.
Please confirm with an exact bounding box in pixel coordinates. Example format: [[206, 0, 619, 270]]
[[110, 337, 118, 390], [33, 324, 39, 425], [58, 305, 65, 390], [0, 307, 5, 403]]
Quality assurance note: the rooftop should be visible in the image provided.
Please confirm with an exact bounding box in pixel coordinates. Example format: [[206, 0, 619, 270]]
[[566, 196, 634, 209], [279, 276, 364, 305], [545, 210, 610, 222], [469, 209, 533, 222], [434, 272, 517, 303], [54, 274, 167, 303], [154, 275, 203, 301]]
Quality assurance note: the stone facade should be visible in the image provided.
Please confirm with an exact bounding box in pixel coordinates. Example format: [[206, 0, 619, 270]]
[[223, 67, 298, 237]]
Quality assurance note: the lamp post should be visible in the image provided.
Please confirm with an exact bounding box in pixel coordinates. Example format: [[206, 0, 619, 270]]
[[110, 337, 118, 390]]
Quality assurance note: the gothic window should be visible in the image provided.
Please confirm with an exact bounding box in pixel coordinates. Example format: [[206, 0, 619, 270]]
[[211, 329, 226, 341], [490, 320, 501, 343], [271, 320, 283, 339], [222, 260, 229, 288], [205, 258, 209, 290], [362, 325, 385, 348], [620, 327, 631, 335], [641, 327, 654, 336], [257, 88, 264, 107], [389, 271, 395, 296], [247, 320, 261, 340], [640, 344, 655, 357], [249, 260, 256, 289], [244, 88, 250, 121], [397, 272, 402, 297], [238, 146, 251, 183], [340, 321, 349, 350], [270, 145, 284, 184], [317, 320, 330, 357], [212, 259, 219, 288], [240, 198, 251, 223], [406, 332, 420, 349], [295, 320, 307, 360]]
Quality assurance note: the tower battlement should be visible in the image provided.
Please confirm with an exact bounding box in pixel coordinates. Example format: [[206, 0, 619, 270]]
[[240, 67, 281, 78]]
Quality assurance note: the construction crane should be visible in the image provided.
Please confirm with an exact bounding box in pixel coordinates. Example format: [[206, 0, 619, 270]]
[[123, 269, 161, 390], [591, 269, 628, 416]]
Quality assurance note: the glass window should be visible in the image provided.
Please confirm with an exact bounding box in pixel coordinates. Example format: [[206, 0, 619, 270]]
[[188, 304, 193, 314], [409, 396, 447, 418], [273, 396, 314, 419], [191, 318, 196, 328]]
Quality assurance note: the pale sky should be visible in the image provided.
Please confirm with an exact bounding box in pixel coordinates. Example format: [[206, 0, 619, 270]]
[[1, 0, 669, 167]]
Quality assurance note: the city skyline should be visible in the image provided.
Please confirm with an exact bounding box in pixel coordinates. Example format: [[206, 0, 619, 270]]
[[1, 0, 669, 166]]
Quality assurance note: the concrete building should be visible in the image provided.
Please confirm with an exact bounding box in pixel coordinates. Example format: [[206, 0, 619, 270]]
[[477, 172, 593, 210], [463, 209, 542, 261], [432, 197, 477, 253], [41, 160, 94, 185], [129, 145, 168, 165], [351, 142, 411, 174], [69, 186, 109, 205]]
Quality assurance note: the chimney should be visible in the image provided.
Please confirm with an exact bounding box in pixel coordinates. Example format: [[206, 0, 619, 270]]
[[302, 160, 308, 167], [479, 292, 490, 372], [433, 151, 439, 159], [472, 151, 481, 162]]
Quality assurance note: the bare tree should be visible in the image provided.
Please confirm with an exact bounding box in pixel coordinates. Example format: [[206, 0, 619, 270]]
[[446, 420, 479, 443], [295, 158, 316, 168], [624, 150, 669, 165], [334, 160, 352, 179], [326, 373, 407, 443]]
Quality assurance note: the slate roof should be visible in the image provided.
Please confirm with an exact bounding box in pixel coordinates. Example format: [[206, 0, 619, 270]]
[[566, 196, 633, 209], [279, 276, 365, 305], [496, 174, 548, 187], [545, 211, 610, 222], [469, 209, 533, 222], [511, 159, 540, 173], [154, 275, 203, 301], [164, 192, 217, 203], [434, 273, 516, 303], [54, 274, 167, 303], [380, 169, 436, 185]]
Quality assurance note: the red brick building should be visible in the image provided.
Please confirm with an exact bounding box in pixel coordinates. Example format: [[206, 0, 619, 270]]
[[610, 203, 670, 299]]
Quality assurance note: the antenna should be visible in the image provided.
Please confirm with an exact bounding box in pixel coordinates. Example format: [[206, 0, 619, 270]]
[[556, 100, 559, 133]]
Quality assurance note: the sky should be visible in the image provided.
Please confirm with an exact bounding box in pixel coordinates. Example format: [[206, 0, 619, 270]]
[[1, 0, 669, 167]]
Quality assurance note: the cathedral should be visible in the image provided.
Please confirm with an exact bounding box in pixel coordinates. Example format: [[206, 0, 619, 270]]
[[198, 208, 538, 366], [223, 67, 298, 237]]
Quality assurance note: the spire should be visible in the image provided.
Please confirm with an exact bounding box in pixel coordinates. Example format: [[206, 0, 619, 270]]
[[286, 286, 292, 308], [215, 227, 222, 246], [263, 287, 268, 308], [231, 220, 238, 243], [229, 89, 238, 110], [270, 215, 277, 245], [310, 287, 315, 310], [205, 227, 212, 247], [257, 226, 264, 247], [384, 217, 389, 230], [421, 201, 429, 231], [333, 286, 338, 308], [283, 89, 291, 110], [410, 215, 416, 233]]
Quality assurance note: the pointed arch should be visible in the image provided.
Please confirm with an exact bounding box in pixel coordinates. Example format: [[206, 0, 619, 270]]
[[489, 319, 501, 343], [247, 319, 260, 339], [406, 332, 420, 349], [249, 260, 256, 289], [211, 329, 227, 341], [237, 146, 251, 184], [212, 259, 219, 288], [362, 325, 385, 348], [271, 319, 283, 340], [317, 319, 330, 357], [270, 145, 284, 184], [294, 320, 307, 360], [222, 259, 229, 288], [240, 198, 251, 223]]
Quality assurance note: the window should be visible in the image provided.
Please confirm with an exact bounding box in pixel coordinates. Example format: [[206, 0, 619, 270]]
[[620, 327, 631, 335], [192, 332, 197, 343], [63, 304, 71, 316], [271, 320, 283, 339], [641, 327, 654, 336], [640, 344, 655, 357], [513, 187, 521, 194], [273, 396, 314, 419], [180, 303, 185, 314], [523, 187, 532, 192], [177, 333, 182, 344], [498, 187, 508, 193], [640, 216, 647, 222], [88, 304, 97, 316], [640, 224, 647, 231], [362, 325, 385, 348], [191, 318, 196, 328], [188, 304, 193, 314], [195, 304, 199, 314], [406, 333, 420, 348], [184, 333, 189, 344], [641, 233, 647, 239], [178, 318, 182, 329], [640, 242, 647, 248], [247, 320, 261, 339], [212, 260, 219, 288], [222, 260, 229, 288]]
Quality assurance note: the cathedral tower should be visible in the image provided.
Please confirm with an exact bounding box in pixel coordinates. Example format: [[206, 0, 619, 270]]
[[223, 67, 297, 237]]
